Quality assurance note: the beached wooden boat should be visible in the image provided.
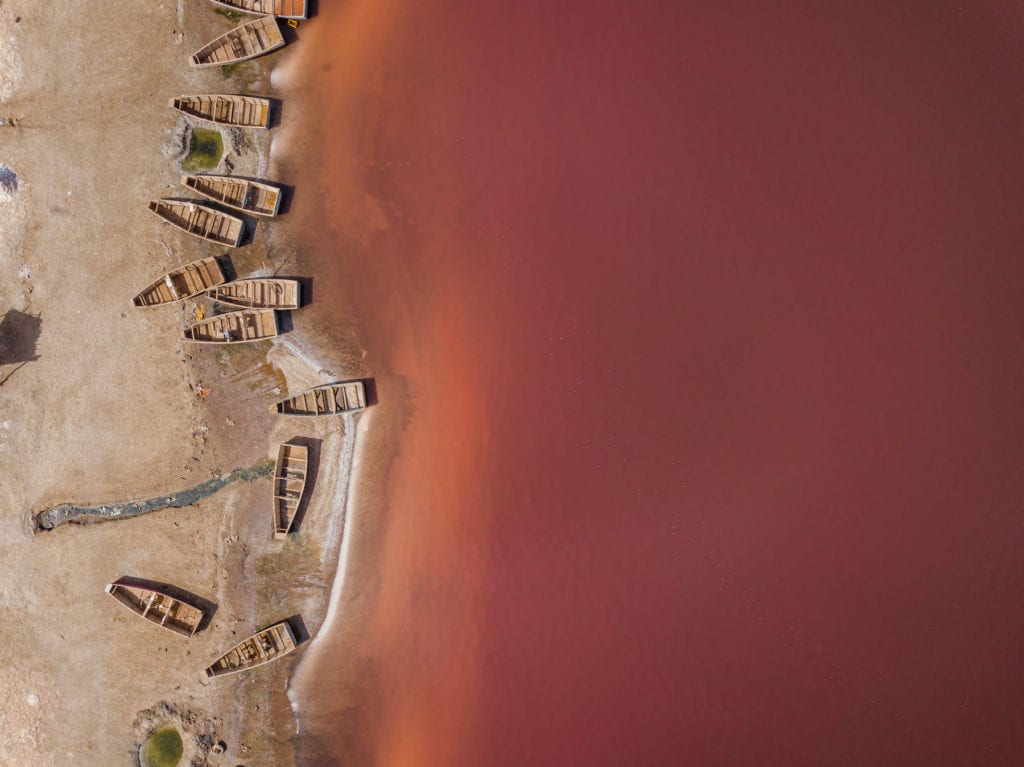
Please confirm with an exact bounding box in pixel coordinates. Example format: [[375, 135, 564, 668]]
[[209, 0, 308, 20], [190, 16, 285, 68], [182, 308, 278, 343], [105, 581, 205, 638], [204, 620, 298, 677], [206, 278, 300, 309], [271, 381, 367, 416], [148, 199, 244, 248], [273, 441, 308, 539], [132, 257, 226, 307], [182, 174, 283, 217], [170, 95, 271, 128]]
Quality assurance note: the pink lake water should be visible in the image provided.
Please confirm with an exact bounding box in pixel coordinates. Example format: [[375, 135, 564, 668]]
[[279, 2, 1024, 765]]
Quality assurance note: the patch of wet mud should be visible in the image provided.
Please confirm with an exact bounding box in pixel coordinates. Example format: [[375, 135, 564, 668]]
[[33, 460, 274, 531]]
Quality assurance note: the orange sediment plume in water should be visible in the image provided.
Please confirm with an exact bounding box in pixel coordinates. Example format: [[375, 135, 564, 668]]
[[278, 3, 490, 765], [360, 309, 492, 767]]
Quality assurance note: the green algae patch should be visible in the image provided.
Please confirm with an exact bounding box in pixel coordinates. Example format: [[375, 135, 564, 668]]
[[140, 726, 183, 767], [182, 128, 223, 171], [214, 8, 245, 23], [34, 460, 274, 531]]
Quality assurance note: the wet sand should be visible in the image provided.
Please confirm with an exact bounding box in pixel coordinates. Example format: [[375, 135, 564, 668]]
[[281, 2, 1024, 766]]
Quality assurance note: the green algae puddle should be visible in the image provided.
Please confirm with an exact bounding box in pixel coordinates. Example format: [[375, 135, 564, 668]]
[[181, 127, 223, 171], [34, 461, 273, 532], [140, 726, 183, 767]]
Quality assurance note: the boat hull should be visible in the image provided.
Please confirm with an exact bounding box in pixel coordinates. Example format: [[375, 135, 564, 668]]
[[206, 278, 300, 309], [190, 16, 286, 68], [271, 381, 368, 416], [170, 95, 271, 128], [182, 174, 283, 217], [182, 308, 279, 344], [205, 620, 299, 677], [105, 581, 205, 638], [148, 199, 245, 248], [273, 441, 308, 538], [132, 256, 226, 307], [209, 0, 309, 20]]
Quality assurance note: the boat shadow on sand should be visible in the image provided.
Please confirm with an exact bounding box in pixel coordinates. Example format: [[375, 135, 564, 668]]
[[0, 309, 41, 387], [287, 613, 311, 644], [275, 274, 311, 306], [218, 254, 239, 281], [0, 308, 41, 363], [276, 309, 296, 335], [112, 575, 219, 634], [361, 377, 380, 407], [266, 98, 285, 130], [273, 182, 297, 215], [277, 22, 303, 55]]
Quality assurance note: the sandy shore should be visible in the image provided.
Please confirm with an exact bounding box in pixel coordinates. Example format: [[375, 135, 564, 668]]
[[0, 4, 364, 765]]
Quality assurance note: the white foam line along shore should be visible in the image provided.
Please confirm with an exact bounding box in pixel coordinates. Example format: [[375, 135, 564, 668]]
[[269, 332, 371, 721], [287, 408, 373, 723], [316, 414, 357, 569]]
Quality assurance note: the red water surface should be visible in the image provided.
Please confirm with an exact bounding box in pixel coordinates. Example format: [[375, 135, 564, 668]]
[[282, 2, 1024, 765]]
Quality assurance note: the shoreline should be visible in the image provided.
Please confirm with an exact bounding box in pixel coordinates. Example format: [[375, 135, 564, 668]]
[[257, 4, 491, 763], [0, 2, 373, 764], [286, 408, 371, 719], [260, 6, 416, 759]]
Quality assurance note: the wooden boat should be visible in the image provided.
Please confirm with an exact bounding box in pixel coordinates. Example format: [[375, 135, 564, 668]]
[[169, 95, 271, 128], [271, 381, 367, 416], [105, 581, 205, 638], [148, 199, 244, 248], [182, 308, 278, 343], [273, 441, 308, 539], [132, 256, 226, 307], [209, 0, 308, 20], [182, 174, 283, 217], [205, 620, 298, 677], [206, 278, 300, 309], [190, 16, 285, 68]]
